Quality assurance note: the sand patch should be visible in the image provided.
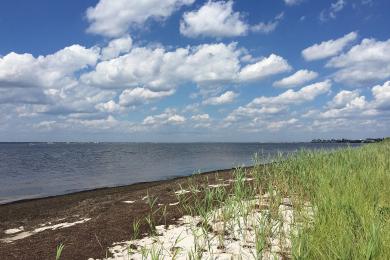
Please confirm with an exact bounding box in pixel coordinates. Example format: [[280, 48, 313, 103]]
[[1, 218, 91, 243], [95, 195, 313, 260]]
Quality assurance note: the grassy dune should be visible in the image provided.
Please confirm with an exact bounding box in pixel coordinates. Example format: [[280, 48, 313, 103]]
[[281, 142, 390, 259], [101, 141, 390, 259]]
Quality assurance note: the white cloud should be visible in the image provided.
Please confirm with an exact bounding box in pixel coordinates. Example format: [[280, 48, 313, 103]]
[[251, 12, 284, 34], [167, 114, 186, 124], [0, 39, 294, 136], [320, 95, 369, 119], [143, 110, 186, 126], [86, 0, 195, 37], [273, 70, 318, 87], [203, 91, 238, 105], [327, 90, 360, 108], [180, 1, 248, 38], [238, 54, 291, 82], [361, 0, 373, 6], [326, 38, 390, 85], [0, 45, 100, 89], [119, 87, 174, 106], [320, 0, 347, 22], [267, 118, 298, 130], [225, 81, 331, 126], [302, 32, 357, 61], [251, 80, 331, 106], [191, 113, 210, 121], [83, 43, 290, 94], [312, 82, 390, 120], [191, 113, 211, 128], [284, 0, 303, 6], [81, 43, 242, 91], [372, 81, 390, 110], [330, 0, 346, 18], [101, 35, 132, 60], [95, 100, 121, 113], [71, 115, 120, 130]]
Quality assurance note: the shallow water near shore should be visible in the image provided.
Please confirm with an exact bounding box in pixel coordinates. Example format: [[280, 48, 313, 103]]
[[0, 142, 359, 204]]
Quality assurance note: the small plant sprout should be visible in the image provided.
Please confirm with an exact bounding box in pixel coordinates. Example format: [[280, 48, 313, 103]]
[[55, 243, 65, 260]]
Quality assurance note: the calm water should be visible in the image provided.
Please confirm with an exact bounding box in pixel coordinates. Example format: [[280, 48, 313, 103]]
[[0, 142, 360, 204]]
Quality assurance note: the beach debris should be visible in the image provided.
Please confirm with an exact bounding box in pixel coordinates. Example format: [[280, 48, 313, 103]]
[[208, 183, 230, 188], [122, 200, 136, 204], [1, 218, 91, 243], [226, 177, 253, 183], [174, 189, 191, 195], [4, 226, 24, 235], [169, 202, 180, 206]]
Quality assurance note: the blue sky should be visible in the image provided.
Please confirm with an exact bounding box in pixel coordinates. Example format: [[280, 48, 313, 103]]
[[0, 0, 389, 142]]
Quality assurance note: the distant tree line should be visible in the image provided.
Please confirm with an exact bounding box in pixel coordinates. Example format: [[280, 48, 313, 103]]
[[311, 138, 385, 143]]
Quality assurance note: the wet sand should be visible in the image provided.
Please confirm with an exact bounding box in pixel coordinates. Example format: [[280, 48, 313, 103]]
[[0, 167, 252, 260]]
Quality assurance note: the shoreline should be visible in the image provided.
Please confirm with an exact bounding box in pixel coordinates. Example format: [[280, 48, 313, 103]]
[[0, 166, 253, 206], [0, 166, 253, 259], [1, 142, 388, 259]]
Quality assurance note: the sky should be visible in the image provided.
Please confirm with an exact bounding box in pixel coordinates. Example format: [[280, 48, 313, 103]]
[[0, 0, 389, 142]]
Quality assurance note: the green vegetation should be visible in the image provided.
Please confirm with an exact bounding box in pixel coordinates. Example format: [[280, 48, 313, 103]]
[[284, 141, 390, 259], [128, 141, 390, 259], [55, 243, 64, 260]]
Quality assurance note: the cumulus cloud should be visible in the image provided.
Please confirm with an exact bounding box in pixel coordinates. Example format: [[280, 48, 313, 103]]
[[101, 35, 132, 60], [191, 113, 211, 128], [238, 54, 291, 82], [309, 81, 390, 120], [82, 43, 290, 92], [327, 90, 360, 108], [180, 1, 283, 38], [302, 32, 357, 61], [180, 1, 248, 38], [251, 80, 331, 106], [320, 96, 368, 118], [0, 38, 294, 136], [0, 45, 100, 89], [81, 43, 242, 91], [273, 70, 318, 87], [203, 91, 238, 105], [326, 38, 390, 85], [372, 81, 390, 110], [250, 12, 284, 34], [119, 87, 174, 106], [95, 100, 121, 113], [143, 110, 186, 126], [0, 44, 103, 116], [86, 0, 195, 37], [225, 81, 331, 125]]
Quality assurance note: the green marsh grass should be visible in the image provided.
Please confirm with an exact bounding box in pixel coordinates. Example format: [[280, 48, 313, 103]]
[[128, 141, 389, 259]]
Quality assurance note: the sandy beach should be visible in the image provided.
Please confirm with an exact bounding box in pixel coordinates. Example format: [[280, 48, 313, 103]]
[[0, 167, 252, 259]]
